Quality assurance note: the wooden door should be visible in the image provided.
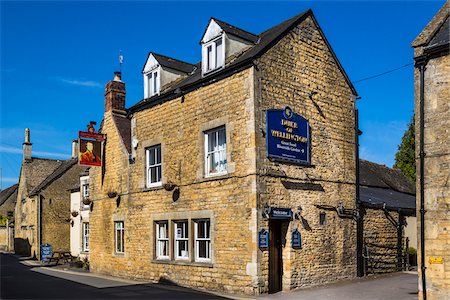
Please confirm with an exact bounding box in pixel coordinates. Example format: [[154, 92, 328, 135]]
[[269, 220, 282, 293]]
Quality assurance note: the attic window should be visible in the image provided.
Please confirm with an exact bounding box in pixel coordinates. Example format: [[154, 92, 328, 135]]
[[203, 36, 224, 74], [144, 68, 160, 98]]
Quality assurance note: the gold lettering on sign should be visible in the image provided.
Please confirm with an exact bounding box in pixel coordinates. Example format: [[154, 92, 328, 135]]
[[429, 256, 444, 264], [281, 119, 298, 129], [271, 130, 307, 143]]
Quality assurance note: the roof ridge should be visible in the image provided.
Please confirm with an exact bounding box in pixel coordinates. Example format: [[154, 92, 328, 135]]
[[211, 17, 259, 39], [151, 52, 196, 67], [29, 158, 78, 196]]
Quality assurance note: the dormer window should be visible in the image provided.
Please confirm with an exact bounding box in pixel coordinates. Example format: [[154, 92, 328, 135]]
[[203, 36, 224, 74], [144, 68, 160, 98]]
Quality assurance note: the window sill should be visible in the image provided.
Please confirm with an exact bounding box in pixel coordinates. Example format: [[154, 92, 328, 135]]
[[152, 259, 213, 268], [200, 173, 230, 183], [142, 185, 163, 192], [114, 252, 125, 257]]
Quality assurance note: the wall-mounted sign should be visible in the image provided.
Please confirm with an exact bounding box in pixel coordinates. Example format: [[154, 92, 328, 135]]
[[266, 106, 310, 165], [258, 229, 269, 249], [79, 139, 102, 167], [292, 229, 301, 249], [78, 121, 104, 167], [270, 207, 293, 219], [40, 243, 52, 261]]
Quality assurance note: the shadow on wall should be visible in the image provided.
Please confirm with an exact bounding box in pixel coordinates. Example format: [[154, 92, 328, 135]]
[[14, 238, 31, 257]]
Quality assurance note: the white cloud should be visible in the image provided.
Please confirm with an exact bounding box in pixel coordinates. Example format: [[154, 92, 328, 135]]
[[0, 145, 69, 159], [1, 177, 19, 184], [55, 77, 102, 88]]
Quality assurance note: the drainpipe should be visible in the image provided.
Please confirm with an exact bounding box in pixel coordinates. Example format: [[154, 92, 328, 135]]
[[417, 60, 427, 300], [355, 103, 364, 277]]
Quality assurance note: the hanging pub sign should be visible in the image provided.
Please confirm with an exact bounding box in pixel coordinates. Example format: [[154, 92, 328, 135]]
[[78, 121, 104, 167], [258, 229, 269, 249], [266, 106, 310, 165], [292, 229, 301, 249]]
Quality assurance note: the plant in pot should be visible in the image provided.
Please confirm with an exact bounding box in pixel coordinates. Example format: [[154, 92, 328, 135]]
[[82, 197, 91, 205], [71, 210, 79, 217]]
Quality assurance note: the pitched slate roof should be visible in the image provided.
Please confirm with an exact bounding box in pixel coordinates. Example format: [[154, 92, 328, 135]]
[[131, 9, 357, 113], [211, 18, 259, 44], [359, 160, 415, 195], [29, 158, 78, 196], [426, 16, 449, 50], [20, 158, 63, 195], [112, 113, 132, 154], [146, 53, 197, 74], [412, 2, 449, 48], [359, 160, 416, 215], [0, 184, 18, 206]]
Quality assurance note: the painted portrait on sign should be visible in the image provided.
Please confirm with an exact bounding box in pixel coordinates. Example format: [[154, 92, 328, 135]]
[[79, 139, 102, 166]]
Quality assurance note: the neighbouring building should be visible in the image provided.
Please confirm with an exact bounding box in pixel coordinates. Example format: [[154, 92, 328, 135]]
[[0, 183, 18, 251], [412, 2, 449, 299], [359, 160, 416, 274], [89, 9, 359, 295], [69, 170, 90, 258], [14, 129, 85, 258]]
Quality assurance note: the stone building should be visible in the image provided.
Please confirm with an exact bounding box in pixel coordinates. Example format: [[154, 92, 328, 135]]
[[412, 2, 449, 299], [14, 129, 85, 258], [69, 170, 90, 258], [0, 183, 18, 251], [359, 160, 416, 274], [89, 9, 359, 295]]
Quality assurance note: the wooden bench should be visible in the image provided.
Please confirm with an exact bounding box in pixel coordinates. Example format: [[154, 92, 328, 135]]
[[45, 251, 75, 265]]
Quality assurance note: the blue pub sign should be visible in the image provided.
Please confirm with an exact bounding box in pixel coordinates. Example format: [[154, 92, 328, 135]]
[[266, 107, 310, 165], [40, 243, 52, 261], [258, 229, 269, 249], [292, 229, 302, 249]]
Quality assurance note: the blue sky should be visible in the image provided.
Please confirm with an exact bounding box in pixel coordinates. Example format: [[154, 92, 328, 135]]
[[0, 1, 445, 187]]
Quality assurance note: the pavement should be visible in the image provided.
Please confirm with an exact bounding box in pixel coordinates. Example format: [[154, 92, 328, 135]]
[[259, 272, 418, 300], [1, 252, 419, 299]]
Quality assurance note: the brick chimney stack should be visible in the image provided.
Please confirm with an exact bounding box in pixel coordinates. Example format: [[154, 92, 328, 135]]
[[104, 71, 126, 113], [23, 128, 32, 162]]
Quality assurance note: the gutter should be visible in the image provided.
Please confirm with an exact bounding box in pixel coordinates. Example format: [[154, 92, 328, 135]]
[[355, 107, 364, 277], [416, 57, 427, 300]]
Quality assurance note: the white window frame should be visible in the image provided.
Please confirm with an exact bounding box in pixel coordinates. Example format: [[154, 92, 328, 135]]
[[82, 182, 89, 198], [204, 126, 227, 177], [146, 144, 162, 188], [82, 222, 89, 252], [156, 221, 169, 260], [202, 36, 225, 74], [144, 68, 160, 98], [194, 219, 211, 262], [174, 221, 189, 260], [115, 221, 124, 254]]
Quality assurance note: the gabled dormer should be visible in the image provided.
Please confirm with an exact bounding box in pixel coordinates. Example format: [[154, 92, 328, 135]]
[[142, 53, 196, 99], [200, 18, 259, 76]]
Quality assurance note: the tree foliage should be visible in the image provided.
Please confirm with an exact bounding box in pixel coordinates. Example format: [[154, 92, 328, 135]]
[[394, 115, 416, 182]]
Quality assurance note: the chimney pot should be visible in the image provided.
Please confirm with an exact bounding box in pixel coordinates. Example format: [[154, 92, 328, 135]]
[[72, 139, 79, 159], [23, 128, 32, 161], [105, 72, 126, 113], [114, 71, 122, 82]]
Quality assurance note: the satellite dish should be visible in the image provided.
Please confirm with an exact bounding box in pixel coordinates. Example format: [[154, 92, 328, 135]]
[[132, 138, 139, 149]]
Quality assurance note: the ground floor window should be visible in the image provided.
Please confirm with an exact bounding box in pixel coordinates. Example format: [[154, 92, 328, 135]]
[[82, 222, 89, 252], [174, 221, 189, 260], [194, 219, 211, 262], [154, 218, 212, 263], [115, 221, 124, 253], [156, 221, 169, 259]]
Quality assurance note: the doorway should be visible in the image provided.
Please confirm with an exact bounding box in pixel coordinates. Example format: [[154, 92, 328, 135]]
[[269, 219, 283, 293]]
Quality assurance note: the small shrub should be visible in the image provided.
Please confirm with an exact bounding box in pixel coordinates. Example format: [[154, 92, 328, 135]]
[[407, 247, 417, 255]]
